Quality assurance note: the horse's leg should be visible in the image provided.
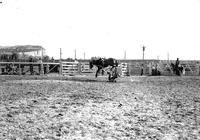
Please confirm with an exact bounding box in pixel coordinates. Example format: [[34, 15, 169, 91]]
[[102, 69, 104, 75], [178, 67, 182, 76], [95, 67, 101, 78], [108, 66, 117, 82], [112, 67, 118, 81], [111, 66, 114, 71], [175, 67, 179, 76], [108, 72, 111, 81]]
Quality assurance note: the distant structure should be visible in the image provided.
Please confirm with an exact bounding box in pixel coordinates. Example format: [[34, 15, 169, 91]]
[[0, 45, 46, 75], [0, 45, 45, 57]]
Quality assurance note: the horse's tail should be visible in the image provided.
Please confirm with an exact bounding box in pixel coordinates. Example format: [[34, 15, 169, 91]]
[[89, 60, 93, 69]]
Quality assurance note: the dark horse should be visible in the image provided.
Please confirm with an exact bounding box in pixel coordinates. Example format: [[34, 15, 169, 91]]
[[89, 57, 119, 78], [170, 63, 184, 76]]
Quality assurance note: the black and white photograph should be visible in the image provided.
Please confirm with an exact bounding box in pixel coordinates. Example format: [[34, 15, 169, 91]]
[[0, 0, 200, 139]]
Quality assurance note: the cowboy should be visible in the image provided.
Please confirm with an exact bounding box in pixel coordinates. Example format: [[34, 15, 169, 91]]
[[108, 67, 119, 82], [175, 58, 180, 68], [141, 64, 144, 76], [175, 58, 180, 75]]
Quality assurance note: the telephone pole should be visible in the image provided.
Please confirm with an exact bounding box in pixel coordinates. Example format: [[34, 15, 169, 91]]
[[142, 46, 146, 60], [167, 52, 169, 62], [74, 49, 77, 60], [59, 48, 63, 75], [60, 48, 62, 60], [124, 51, 126, 59]]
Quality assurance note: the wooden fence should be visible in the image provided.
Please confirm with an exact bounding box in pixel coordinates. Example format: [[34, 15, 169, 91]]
[[1, 60, 199, 76], [120, 60, 200, 76]]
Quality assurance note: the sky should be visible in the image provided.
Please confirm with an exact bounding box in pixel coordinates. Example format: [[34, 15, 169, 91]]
[[0, 0, 200, 60]]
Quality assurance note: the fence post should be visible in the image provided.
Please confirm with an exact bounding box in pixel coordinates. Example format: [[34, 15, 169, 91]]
[[0, 63, 1, 74], [19, 64, 21, 75], [59, 61, 62, 75], [78, 62, 81, 74], [46, 64, 49, 74], [199, 66, 200, 76], [40, 61, 44, 75], [148, 62, 152, 76], [197, 64, 200, 76]]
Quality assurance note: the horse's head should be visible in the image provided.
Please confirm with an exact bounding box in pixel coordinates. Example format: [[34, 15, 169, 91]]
[[89, 60, 94, 69]]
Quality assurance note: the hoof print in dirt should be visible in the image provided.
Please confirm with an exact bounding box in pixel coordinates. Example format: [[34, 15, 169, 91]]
[[7, 113, 13, 118], [118, 103, 123, 107], [32, 100, 38, 103]]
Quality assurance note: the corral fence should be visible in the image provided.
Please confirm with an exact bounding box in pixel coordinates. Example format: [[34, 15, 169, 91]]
[[0, 61, 64, 75], [1, 60, 200, 76], [157, 60, 200, 76], [0, 61, 129, 76], [120, 60, 200, 76], [0, 61, 96, 75]]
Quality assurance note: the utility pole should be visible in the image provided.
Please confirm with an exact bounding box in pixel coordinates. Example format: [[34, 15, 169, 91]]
[[167, 52, 169, 62], [124, 51, 126, 59], [74, 49, 77, 60], [59, 48, 62, 75], [141, 46, 146, 76], [142, 46, 146, 60], [60, 48, 62, 60], [40, 48, 44, 75]]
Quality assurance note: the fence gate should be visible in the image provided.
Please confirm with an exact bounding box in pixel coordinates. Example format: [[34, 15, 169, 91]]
[[120, 63, 129, 76], [80, 63, 94, 73], [61, 61, 80, 75]]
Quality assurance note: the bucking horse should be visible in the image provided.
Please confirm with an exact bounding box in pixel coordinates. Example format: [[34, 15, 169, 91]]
[[89, 57, 119, 81]]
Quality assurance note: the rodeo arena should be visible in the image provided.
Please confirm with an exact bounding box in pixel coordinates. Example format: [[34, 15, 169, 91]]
[[1, 45, 200, 139]]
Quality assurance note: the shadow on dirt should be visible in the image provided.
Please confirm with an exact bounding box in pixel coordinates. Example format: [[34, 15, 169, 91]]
[[0, 75, 122, 83], [62, 78, 119, 83]]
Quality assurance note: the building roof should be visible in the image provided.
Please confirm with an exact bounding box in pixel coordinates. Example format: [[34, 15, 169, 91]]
[[0, 45, 44, 53]]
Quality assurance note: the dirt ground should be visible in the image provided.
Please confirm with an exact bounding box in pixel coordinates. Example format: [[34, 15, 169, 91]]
[[0, 75, 200, 140]]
